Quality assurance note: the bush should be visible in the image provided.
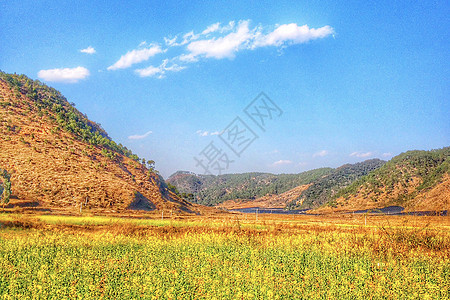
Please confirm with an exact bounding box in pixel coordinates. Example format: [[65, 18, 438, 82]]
[[0, 169, 11, 207]]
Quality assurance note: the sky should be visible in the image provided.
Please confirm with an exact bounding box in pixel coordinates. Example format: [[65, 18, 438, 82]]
[[1, 0, 449, 178]]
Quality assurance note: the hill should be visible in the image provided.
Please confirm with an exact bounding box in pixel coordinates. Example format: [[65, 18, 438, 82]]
[[170, 150, 449, 213], [325, 148, 450, 212], [167, 169, 333, 206], [216, 184, 312, 209], [288, 159, 386, 209], [168, 160, 385, 209], [0, 72, 201, 214]]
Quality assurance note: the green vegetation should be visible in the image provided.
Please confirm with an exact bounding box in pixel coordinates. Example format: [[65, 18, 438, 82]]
[[167, 182, 180, 194], [168, 168, 333, 206], [169, 160, 386, 209], [335, 147, 450, 204], [169, 149, 448, 210], [167, 182, 195, 201], [289, 159, 386, 209], [0, 215, 448, 299], [0, 169, 11, 207], [0, 71, 143, 163]]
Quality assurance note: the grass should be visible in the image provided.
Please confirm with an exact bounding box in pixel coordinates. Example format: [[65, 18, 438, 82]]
[[0, 213, 448, 299]]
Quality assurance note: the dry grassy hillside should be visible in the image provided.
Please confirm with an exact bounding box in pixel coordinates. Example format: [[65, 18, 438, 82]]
[[408, 174, 450, 211], [327, 174, 450, 213], [318, 148, 450, 213], [216, 184, 311, 209], [0, 74, 201, 214]]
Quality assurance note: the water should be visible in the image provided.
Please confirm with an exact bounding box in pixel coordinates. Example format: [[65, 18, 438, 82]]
[[349, 206, 447, 216], [230, 206, 447, 216], [351, 206, 405, 215], [230, 207, 309, 215]]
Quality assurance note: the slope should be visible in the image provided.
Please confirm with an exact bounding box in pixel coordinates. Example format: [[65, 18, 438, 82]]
[[216, 184, 311, 209], [288, 159, 386, 209], [328, 148, 450, 212], [0, 72, 199, 214], [167, 169, 333, 206]]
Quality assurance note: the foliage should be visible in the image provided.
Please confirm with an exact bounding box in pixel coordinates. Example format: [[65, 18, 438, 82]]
[[0, 71, 145, 163], [167, 168, 333, 206], [167, 183, 179, 195], [289, 159, 386, 209], [335, 147, 450, 203], [0, 169, 11, 206], [169, 160, 386, 208], [167, 182, 195, 201]]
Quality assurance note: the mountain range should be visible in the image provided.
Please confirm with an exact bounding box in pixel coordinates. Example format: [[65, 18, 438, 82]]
[[1, 71, 448, 214], [328, 148, 449, 212], [168, 150, 449, 212]]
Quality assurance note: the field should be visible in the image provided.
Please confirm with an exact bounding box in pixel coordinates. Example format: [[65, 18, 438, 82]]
[[0, 213, 448, 299]]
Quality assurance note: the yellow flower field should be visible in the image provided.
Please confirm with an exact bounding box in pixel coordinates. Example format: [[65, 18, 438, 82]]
[[0, 214, 448, 299]]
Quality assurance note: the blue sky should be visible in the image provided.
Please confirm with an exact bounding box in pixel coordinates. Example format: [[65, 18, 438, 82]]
[[1, 0, 449, 178]]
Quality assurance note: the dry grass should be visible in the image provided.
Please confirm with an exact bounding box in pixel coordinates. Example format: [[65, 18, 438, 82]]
[[0, 79, 202, 215], [0, 213, 448, 299], [1, 213, 449, 257], [217, 184, 311, 209]]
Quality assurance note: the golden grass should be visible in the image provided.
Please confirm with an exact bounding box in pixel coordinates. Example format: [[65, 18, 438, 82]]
[[0, 213, 448, 299]]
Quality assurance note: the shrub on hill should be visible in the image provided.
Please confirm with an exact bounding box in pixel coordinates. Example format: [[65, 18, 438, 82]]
[[168, 168, 334, 206], [0, 72, 143, 162], [289, 159, 386, 209], [0, 169, 11, 207], [335, 147, 450, 204]]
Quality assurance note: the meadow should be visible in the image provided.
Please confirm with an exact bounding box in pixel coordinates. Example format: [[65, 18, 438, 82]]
[[0, 213, 448, 299]]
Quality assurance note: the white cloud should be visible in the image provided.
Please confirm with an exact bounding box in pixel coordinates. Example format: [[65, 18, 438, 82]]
[[164, 21, 235, 48], [182, 31, 199, 44], [271, 160, 293, 167], [37, 67, 90, 83], [350, 151, 374, 158], [80, 46, 96, 54], [135, 59, 186, 78], [220, 21, 236, 33], [187, 20, 253, 59], [112, 20, 334, 78], [163, 31, 200, 47], [128, 130, 153, 140], [164, 63, 186, 72], [164, 36, 178, 46], [107, 45, 163, 70], [382, 152, 392, 157], [196, 130, 222, 137], [177, 53, 199, 63], [183, 21, 333, 61], [313, 150, 328, 157], [135, 65, 161, 77], [253, 24, 334, 48], [196, 130, 209, 137], [202, 22, 221, 35]]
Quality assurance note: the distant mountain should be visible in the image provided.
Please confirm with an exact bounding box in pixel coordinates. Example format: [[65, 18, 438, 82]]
[[288, 159, 386, 209], [217, 184, 312, 210], [168, 150, 449, 213], [0, 72, 201, 214], [326, 148, 450, 212], [167, 169, 333, 206], [168, 160, 386, 209]]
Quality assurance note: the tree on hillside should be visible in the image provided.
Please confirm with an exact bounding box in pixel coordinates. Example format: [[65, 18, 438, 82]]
[[0, 169, 11, 209], [146, 160, 155, 170]]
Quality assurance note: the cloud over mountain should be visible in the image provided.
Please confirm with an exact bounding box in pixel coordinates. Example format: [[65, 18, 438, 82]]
[[38, 67, 90, 83]]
